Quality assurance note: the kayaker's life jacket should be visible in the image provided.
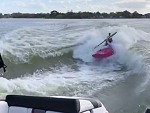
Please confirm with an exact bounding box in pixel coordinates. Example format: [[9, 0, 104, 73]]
[[105, 38, 112, 45]]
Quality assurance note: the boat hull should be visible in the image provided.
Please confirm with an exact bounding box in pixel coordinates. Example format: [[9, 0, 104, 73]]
[[92, 47, 114, 58]]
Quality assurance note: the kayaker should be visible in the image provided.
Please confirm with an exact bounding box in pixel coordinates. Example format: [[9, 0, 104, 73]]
[[94, 32, 117, 50]]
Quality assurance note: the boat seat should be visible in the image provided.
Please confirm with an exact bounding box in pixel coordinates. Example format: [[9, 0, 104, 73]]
[[0, 101, 8, 113], [0, 95, 108, 113], [145, 109, 150, 113]]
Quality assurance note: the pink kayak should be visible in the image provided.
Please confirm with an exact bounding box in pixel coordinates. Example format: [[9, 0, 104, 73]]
[[92, 47, 114, 58]]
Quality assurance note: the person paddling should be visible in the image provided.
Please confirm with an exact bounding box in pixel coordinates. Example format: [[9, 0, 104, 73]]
[[94, 32, 117, 50]]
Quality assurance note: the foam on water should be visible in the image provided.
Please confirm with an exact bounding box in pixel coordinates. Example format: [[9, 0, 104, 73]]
[[0, 25, 76, 63], [0, 64, 123, 98], [0, 25, 150, 97]]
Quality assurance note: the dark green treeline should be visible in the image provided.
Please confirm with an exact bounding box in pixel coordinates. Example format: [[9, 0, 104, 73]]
[[0, 10, 150, 19]]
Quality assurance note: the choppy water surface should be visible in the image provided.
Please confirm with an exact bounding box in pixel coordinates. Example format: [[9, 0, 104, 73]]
[[1, 18, 150, 113]]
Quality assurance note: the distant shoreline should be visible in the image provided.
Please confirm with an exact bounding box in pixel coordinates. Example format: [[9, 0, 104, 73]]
[[1, 18, 150, 19], [1, 10, 150, 19]]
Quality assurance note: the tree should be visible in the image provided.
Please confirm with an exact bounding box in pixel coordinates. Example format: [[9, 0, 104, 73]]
[[50, 10, 59, 18], [131, 11, 143, 18], [109, 12, 116, 18], [0, 13, 2, 18], [102, 13, 109, 18], [122, 10, 131, 18]]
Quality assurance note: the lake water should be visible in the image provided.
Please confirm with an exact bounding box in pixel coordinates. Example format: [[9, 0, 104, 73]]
[[0, 18, 150, 113]]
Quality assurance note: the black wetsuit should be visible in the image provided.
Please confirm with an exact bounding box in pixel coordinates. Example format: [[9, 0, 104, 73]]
[[0, 54, 7, 72]]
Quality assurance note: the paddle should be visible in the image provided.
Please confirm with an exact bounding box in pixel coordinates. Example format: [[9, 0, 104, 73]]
[[94, 32, 117, 49]]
